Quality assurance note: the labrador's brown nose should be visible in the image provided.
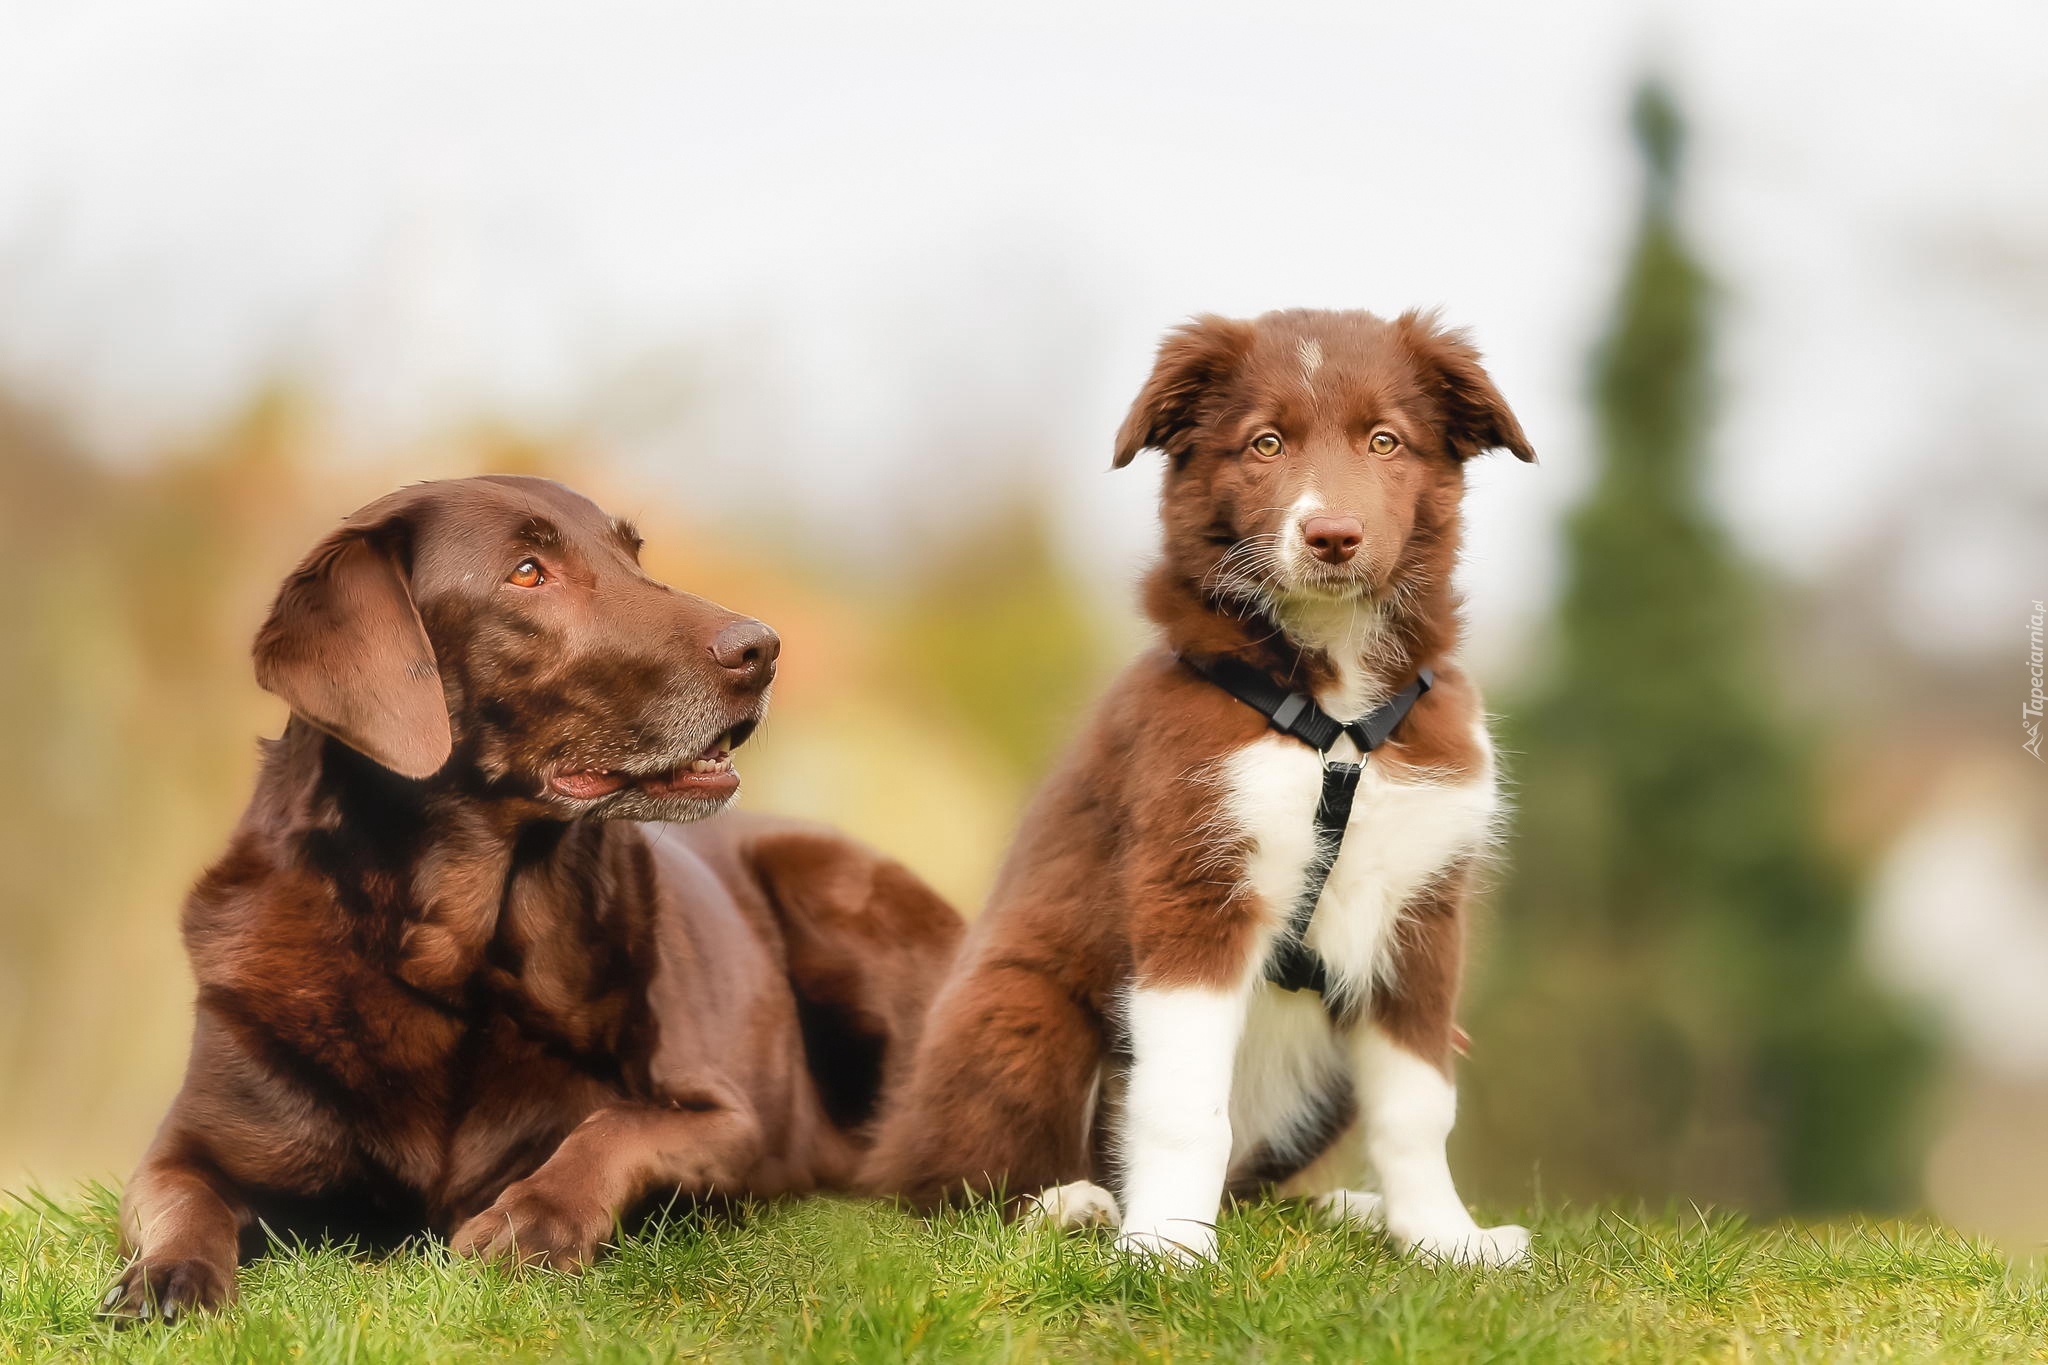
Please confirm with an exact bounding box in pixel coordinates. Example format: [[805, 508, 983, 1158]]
[[1301, 515, 1364, 565], [710, 619, 780, 690]]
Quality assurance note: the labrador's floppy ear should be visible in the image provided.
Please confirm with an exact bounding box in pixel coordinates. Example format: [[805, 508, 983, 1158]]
[[253, 504, 452, 779], [1112, 314, 1256, 468], [1394, 309, 1537, 463]]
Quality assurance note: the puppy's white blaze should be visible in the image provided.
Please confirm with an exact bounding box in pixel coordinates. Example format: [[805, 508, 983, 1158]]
[[1116, 984, 1247, 1260], [1286, 486, 1325, 518], [1278, 488, 1327, 583], [1297, 338, 1324, 386], [1354, 1026, 1528, 1265]]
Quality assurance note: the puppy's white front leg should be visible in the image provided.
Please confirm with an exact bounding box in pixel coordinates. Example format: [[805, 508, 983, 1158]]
[[1114, 984, 1247, 1263], [1354, 1026, 1528, 1266]]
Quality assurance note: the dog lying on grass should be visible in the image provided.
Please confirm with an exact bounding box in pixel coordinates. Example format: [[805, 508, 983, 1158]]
[[105, 475, 961, 1321], [864, 309, 1535, 1265]]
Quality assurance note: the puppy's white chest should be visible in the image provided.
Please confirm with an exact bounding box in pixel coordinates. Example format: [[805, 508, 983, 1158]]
[[1217, 731, 1495, 998]]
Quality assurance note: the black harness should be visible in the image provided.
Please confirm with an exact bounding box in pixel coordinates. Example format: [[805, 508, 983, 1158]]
[[1180, 655, 1434, 1000]]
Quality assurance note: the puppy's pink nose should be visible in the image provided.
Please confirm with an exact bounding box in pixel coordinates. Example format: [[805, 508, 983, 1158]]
[[1301, 515, 1364, 565], [709, 619, 780, 690]]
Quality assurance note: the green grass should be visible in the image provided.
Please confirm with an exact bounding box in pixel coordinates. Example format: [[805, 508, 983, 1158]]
[[2, 1186, 2042, 1362]]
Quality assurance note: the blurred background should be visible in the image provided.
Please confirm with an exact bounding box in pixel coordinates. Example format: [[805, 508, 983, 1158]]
[[2, 1, 2043, 1250]]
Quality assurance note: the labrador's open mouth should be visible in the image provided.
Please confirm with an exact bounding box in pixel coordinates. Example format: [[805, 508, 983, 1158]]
[[548, 721, 757, 803]]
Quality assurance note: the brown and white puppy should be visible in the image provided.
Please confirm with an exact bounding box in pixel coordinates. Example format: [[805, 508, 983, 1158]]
[[862, 309, 1534, 1264], [105, 476, 962, 1321]]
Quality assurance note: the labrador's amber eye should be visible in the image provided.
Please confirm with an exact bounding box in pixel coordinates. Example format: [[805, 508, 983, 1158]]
[[508, 558, 546, 588], [1370, 431, 1399, 455], [1251, 433, 1284, 459]]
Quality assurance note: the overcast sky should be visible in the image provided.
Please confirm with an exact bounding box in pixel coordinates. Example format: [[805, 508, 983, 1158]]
[[2, 0, 2043, 657]]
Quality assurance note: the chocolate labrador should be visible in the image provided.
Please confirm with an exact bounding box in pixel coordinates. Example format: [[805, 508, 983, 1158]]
[[103, 475, 962, 1321]]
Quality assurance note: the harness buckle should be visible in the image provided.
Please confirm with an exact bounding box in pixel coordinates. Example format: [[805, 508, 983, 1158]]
[[1269, 692, 1311, 736]]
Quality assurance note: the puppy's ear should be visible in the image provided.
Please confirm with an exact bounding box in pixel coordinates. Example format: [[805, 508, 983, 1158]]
[[1395, 310, 1536, 463], [1112, 314, 1255, 468], [253, 507, 452, 779]]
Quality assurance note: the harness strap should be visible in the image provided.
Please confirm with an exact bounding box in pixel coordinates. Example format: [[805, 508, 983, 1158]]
[[1265, 759, 1362, 995], [1180, 655, 1433, 999]]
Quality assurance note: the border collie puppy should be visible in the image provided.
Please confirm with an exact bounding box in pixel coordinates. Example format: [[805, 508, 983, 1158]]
[[863, 308, 1536, 1264]]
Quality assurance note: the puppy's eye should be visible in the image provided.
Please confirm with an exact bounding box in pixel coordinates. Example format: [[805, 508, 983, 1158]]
[[507, 559, 547, 589], [1250, 433, 1284, 459], [1370, 432, 1400, 455]]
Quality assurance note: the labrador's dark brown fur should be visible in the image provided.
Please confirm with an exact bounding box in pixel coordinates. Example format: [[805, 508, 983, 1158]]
[[106, 476, 961, 1321]]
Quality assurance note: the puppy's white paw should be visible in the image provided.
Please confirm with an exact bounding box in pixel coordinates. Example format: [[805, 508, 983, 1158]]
[[1113, 1222, 1216, 1265], [1395, 1222, 1532, 1267], [1312, 1188, 1385, 1229], [1022, 1181, 1120, 1231]]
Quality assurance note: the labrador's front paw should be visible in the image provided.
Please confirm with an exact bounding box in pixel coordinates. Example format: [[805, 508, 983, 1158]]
[[452, 1180, 611, 1271], [99, 1256, 235, 1324]]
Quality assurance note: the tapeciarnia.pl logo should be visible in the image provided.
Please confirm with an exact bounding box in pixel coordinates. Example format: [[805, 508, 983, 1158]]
[[2027, 599, 2045, 761]]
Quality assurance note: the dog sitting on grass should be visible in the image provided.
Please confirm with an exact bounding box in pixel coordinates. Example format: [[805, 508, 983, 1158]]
[[863, 309, 1536, 1265]]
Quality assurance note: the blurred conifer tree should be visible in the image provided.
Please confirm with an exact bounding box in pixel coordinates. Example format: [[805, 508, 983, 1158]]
[[1464, 82, 1929, 1211]]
